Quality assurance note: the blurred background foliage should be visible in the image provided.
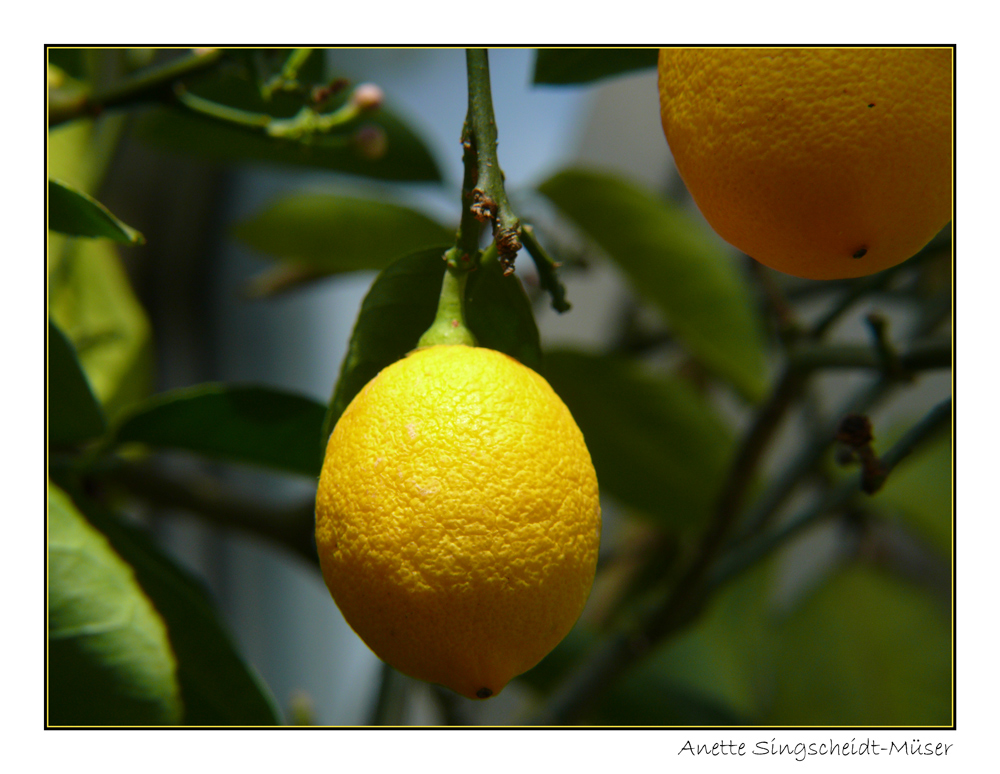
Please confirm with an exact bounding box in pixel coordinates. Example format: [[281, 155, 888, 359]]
[[47, 47, 952, 727]]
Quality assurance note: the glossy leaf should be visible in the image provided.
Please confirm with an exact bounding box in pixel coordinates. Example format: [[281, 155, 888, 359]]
[[533, 48, 658, 85], [48, 481, 183, 726], [115, 384, 327, 478], [323, 247, 542, 443], [233, 193, 452, 274], [874, 422, 952, 557], [542, 349, 733, 530], [75, 487, 281, 725], [764, 565, 951, 726], [48, 178, 145, 244], [49, 318, 106, 445], [48, 238, 155, 422], [466, 250, 543, 372], [538, 168, 769, 401]]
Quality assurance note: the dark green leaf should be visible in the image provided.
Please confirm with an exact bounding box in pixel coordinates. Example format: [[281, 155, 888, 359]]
[[538, 168, 769, 401], [48, 481, 183, 726], [533, 48, 658, 85], [233, 193, 453, 274], [115, 384, 327, 478], [323, 248, 542, 443], [48, 318, 106, 445], [48, 178, 145, 244], [542, 349, 733, 530], [466, 250, 543, 372], [73, 487, 281, 725], [764, 564, 951, 726]]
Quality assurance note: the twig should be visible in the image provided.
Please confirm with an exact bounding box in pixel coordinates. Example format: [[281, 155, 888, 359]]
[[788, 338, 951, 374], [463, 49, 521, 273], [48, 48, 225, 126], [107, 460, 318, 567], [707, 398, 951, 592], [520, 224, 571, 312]]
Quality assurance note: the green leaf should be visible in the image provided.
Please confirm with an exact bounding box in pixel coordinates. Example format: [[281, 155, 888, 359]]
[[49, 318, 107, 445], [533, 48, 658, 85], [538, 168, 769, 401], [874, 422, 952, 557], [232, 193, 453, 274], [541, 349, 734, 531], [323, 247, 542, 443], [115, 384, 327, 478], [74, 488, 281, 725], [48, 238, 154, 422], [764, 564, 951, 726], [48, 481, 183, 726], [48, 178, 145, 244], [466, 250, 543, 372]]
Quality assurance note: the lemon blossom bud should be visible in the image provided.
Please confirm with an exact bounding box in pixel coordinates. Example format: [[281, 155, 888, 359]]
[[351, 83, 384, 112]]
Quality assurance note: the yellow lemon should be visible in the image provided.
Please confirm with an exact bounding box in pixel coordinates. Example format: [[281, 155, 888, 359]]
[[315, 345, 601, 699], [658, 47, 952, 280]]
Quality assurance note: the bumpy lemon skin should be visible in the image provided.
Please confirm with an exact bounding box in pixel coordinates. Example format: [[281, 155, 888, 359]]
[[658, 48, 952, 280], [315, 345, 601, 700]]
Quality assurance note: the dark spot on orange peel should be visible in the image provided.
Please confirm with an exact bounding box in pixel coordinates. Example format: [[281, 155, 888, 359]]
[[852, 246, 868, 259], [476, 687, 493, 699]]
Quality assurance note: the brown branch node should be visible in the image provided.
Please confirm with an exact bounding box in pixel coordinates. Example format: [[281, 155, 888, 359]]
[[495, 226, 522, 275], [835, 413, 886, 494]]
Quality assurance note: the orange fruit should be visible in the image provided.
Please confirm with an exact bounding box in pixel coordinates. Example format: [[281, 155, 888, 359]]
[[657, 47, 952, 280], [315, 345, 601, 700]]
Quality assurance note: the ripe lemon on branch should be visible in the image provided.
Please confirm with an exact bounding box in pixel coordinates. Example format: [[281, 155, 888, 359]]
[[657, 47, 952, 280], [315, 344, 600, 700]]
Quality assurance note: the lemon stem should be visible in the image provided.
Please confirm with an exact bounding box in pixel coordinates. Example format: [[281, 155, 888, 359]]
[[417, 48, 523, 349], [463, 48, 521, 274], [417, 256, 477, 348]]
